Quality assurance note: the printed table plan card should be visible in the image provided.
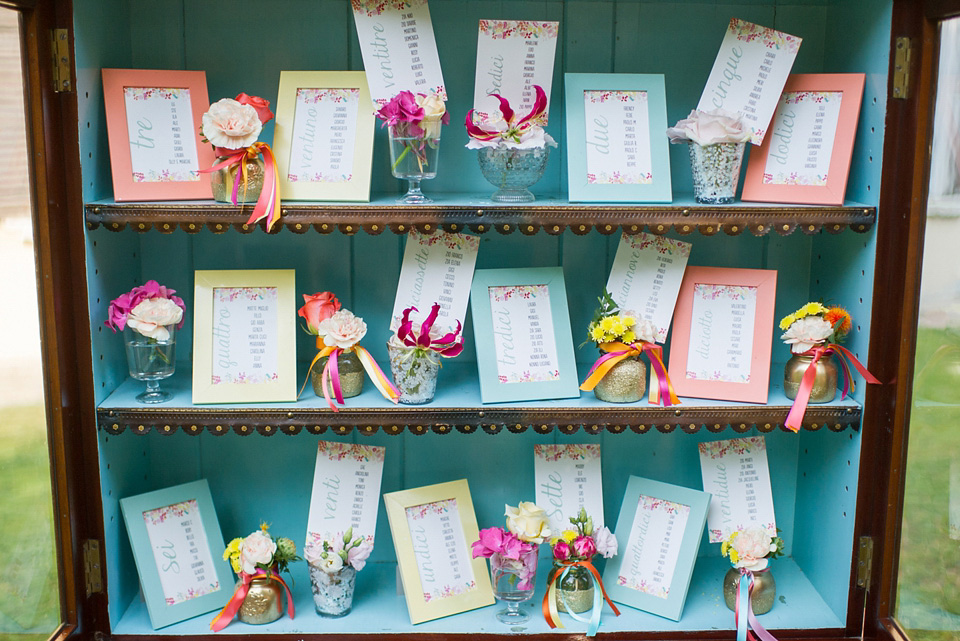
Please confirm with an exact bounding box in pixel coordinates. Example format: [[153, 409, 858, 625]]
[[489, 284, 560, 384], [391, 230, 480, 331], [210, 287, 279, 385], [472, 20, 559, 124], [534, 444, 604, 534], [142, 499, 219, 605], [287, 88, 360, 183], [583, 90, 653, 185], [616, 495, 691, 600], [123, 87, 200, 183], [306, 441, 386, 546], [606, 233, 692, 342], [685, 283, 757, 384], [697, 18, 801, 145], [352, 0, 446, 105], [698, 436, 776, 543], [405, 499, 477, 601], [762, 90, 843, 187]]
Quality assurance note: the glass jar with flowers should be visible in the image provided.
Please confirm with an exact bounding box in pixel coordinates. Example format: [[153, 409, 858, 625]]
[[211, 524, 299, 630], [105, 280, 185, 404], [304, 528, 373, 618], [387, 303, 463, 404], [200, 93, 281, 230], [720, 527, 784, 617], [465, 85, 556, 203], [666, 108, 751, 203], [298, 291, 363, 399], [471, 502, 552, 624], [375, 91, 449, 204]]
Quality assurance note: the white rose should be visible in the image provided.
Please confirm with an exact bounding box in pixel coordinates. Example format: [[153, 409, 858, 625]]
[[317, 309, 368, 349], [202, 98, 262, 150], [416, 92, 447, 120], [731, 528, 775, 571], [781, 316, 834, 353], [303, 540, 326, 567], [240, 530, 277, 574], [633, 317, 659, 344], [126, 298, 183, 340], [319, 553, 344, 574], [593, 526, 618, 559], [504, 502, 552, 544], [666, 108, 751, 145]]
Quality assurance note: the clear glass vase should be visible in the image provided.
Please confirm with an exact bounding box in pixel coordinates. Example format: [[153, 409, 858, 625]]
[[388, 123, 441, 204], [123, 325, 176, 404], [594, 356, 646, 403], [491, 550, 538, 624], [237, 573, 285, 625], [477, 146, 550, 202], [554, 562, 594, 614], [783, 352, 838, 402], [210, 154, 265, 203], [309, 564, 357, 618], [387, 343, 440, 404], [688, 142, 746, 204], [311, 350, 364, 399]]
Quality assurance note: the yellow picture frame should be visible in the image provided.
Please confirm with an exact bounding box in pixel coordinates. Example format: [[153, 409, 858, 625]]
[[383, 480, 494, 624], [272, 71, 376, 201], [192, 269, 297, 404]]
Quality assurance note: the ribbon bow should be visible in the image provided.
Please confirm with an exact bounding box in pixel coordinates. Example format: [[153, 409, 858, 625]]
[[299, 337, 400, 411], [784, 343, 880, 431], [200, 142, 281, 231], [735, 568, 778, 641], [542, 559, 620, 637], [209, 567, 293, 632], [580, 341, 680, 406]]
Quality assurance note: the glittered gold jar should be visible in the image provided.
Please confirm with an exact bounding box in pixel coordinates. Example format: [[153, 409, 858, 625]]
[[722, 568, 776, 615], [783, 352, 838, 402], [210, 154, 265, 203], [312, 351, 364, 399], [594, 356, 646, 403], [555, 563, 594, 614], [237, 574, 285, 625]]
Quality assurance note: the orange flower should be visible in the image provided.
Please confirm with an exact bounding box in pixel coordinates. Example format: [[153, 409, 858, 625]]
[[824, 306, 852, 337]]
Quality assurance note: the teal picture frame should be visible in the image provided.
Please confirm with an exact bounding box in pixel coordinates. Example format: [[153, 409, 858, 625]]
[[119, 480, 234, 629], [470, 267, 580, 403], [602, 476, 711, 621], [564, 73, 672, 202]]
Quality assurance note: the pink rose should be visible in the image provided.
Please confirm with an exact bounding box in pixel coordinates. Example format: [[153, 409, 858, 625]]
[[553, 540, 571, 561], [666, 108, 751, 145], [240, 530, 277, 574], [235, 92, 274, 125], [298, 291, 341, 334], [317, 309, 367, 349], [731, 528, 777, 571], [347, 539, 373, 571], [593, 526, 618, 559], [573, 536, 597, 559], [202, 98, 262, 150]]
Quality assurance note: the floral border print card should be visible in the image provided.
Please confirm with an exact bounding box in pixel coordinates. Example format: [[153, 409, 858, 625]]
[[606, 232, 692, 343], [390, 230, 480, 332], [742, 73, 866, 205], [534, 444, 605, 535], [697, 18, 802, 145], [306, 441, 386, 553], [565, 73, 672, 202], [470, 267, 580, 403], [351, 0, 446, 106], [472, 20, 559, 125], [698, 436, 776, 543], [602, 476, 710, 621]]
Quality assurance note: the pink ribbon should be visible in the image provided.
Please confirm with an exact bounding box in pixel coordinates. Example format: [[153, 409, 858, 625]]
[[582, 342, 679, 406], [209, 567, 294, 632], [784, 344, 880, 431], [320, 348, 345, 411], [735, 568, 778, 641], [200, 143, 281, 231]]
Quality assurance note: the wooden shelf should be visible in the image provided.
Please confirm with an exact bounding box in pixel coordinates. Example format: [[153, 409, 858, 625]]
[[97, 363, 861, 435], [83, 195, 876, 237]]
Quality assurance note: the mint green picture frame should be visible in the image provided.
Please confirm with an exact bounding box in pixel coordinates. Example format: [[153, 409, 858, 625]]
[[602, 476, 711, 621], [470, 267, 580, 403], [564, 73, 672, 203], [119, 480, 234, 629]]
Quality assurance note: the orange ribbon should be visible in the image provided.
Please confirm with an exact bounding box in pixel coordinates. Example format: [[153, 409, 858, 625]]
[[209, 567, 293, 632], [200, 143, 281, 231], [298, 337, 400, 410], [580, 341, 680, 406]]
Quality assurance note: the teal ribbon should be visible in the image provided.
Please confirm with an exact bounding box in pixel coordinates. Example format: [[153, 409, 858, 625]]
[[736, 572, 751, 641], [556, 565, 605, 637]]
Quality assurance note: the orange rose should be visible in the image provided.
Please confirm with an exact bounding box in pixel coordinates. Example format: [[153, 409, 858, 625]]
[[298, 292, 341, 334], [235, 92, 274, 125]]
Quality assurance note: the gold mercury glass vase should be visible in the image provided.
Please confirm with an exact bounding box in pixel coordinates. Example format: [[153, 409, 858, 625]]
[[593, 356, 646, 403], [783, 352, 839, 403], [723, 567, 776, 615], [237, 574, 284, 625], [210, 154, 265, 204], [312, 350, 365, 399]]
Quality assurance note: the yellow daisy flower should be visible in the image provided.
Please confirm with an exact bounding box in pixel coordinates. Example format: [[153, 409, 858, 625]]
[[562, 530, 577, 543], [590, 325, 605, 342], [801, 302, 827, 316], [622, 330, 637, 344], [779, 313, 796, 331], [621, 316, 635, 327], [599, 317, 616, 332]]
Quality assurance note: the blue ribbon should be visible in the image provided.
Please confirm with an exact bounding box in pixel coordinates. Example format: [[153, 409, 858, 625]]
[[736, 572, 751, 641], [556, 565, 605, 637]]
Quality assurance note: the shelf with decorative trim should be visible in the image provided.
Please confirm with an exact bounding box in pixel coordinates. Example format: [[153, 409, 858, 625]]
[[83, 195, 876, 237]]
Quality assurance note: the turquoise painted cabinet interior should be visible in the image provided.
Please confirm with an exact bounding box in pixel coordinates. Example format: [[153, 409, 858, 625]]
[[75, 0, 889, 636]]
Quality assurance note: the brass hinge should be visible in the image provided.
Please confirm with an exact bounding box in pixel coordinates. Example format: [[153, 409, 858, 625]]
[[856, 535, 874, 588], [892, 37, 912, 100], [51, 28, 71, 92], [83, 539, 103, 596]]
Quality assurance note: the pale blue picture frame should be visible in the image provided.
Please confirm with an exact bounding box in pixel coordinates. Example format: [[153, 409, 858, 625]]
[[564, 73, 672, 202], [602, 476, 711, 621], [470, 267, 580, 403], [119, 480, 235, 629]]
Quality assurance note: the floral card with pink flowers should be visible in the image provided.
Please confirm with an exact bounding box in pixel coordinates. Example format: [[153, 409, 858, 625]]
[[602, 476, 710, 621], [698, 436, 777, 543], [534, 444, 605, 536], [306, 441, 386, 549]]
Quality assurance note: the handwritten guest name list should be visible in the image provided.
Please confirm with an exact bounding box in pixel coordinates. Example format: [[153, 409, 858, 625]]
[[472, 20, 559, 124], [489, 284, 559, 384], [123, 87, 200, 183], [698, 436, 776, 543], [210, 287, 279, 385], [143, 499, 219, 605], [685, 284, 757, 384], [616, 495, 691, 599], [288, 88, 360, 183], [606, 233, 691, 342], [762, 91, 843, 186], [405, 499, 476, 601], [583, 90, 653, 185], [534, 444, 604, 535], [697, 19, 801, 145], [352, 0, 446, 106], [306, 442, 386, 547]]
